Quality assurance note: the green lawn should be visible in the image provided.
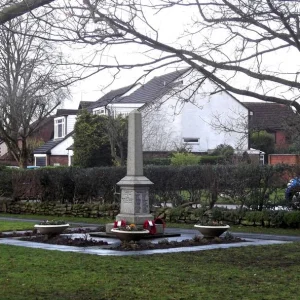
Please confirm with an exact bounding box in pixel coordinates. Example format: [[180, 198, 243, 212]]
[[1, 214, 300, 299], [169, 222, 300, 236], [0, 220, 35, 231], [0, 213, 112, 225], [0, 242, 299, 299]]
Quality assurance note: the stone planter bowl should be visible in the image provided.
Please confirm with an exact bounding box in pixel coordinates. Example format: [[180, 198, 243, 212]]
[[194, 224, 230, 238], [111, 228, 150, 241], [34, 224, 70, 235]]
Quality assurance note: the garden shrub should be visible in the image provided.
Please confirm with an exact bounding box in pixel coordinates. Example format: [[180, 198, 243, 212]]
[[283, 211, 300, 228], [245, 211, 264, 226], [170, 152, 201, 166], [199, 156, 224, 165], [269, 210, 286, 228], [0, 169, 13, 197], [144, 158, 171, 166]]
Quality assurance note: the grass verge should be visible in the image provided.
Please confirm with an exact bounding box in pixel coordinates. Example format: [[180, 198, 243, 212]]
[[0, 242, 299, 299], [169, 222, 300, 236], [0, 213, 112, 225], [0, 220, 35, 231]]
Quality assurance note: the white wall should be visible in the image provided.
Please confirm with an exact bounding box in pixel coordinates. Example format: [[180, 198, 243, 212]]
[[0, 142, 8, 157], [142, 97, 182, 151], [66, 115, 77, 134], [51, 136, 74, 155], [141, 74, 249, 152]]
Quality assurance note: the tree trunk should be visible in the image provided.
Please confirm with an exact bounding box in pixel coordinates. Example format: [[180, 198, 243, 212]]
[[19, 138, 28, 169]]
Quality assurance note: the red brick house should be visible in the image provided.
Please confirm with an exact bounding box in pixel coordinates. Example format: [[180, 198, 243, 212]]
[[243, 102, 300, 151], [0, 116, 55, 166]]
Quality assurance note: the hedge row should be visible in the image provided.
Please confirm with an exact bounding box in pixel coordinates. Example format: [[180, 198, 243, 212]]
[[0, 164, 299, 207], [157, 206, 300, 228]]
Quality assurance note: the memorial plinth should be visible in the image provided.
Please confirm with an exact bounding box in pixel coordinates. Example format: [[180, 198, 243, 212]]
[[115, 110, 153, 225]]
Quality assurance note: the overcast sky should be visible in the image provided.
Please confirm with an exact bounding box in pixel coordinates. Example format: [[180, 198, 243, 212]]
[[62, 3, 194, 109]]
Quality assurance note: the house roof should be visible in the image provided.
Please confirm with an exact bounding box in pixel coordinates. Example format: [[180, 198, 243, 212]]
[[243, 102, 300, 131], [56, 109, 78, 117], [33, 131, 74, 154], [78, 101, 93, 110], [120, 68, 189, 106], [88, 68, 190, 110], [88, 84, 136, 110]]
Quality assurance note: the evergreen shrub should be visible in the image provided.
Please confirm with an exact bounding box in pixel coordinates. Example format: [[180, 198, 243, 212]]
[[144, 158, 171, 166], [199, 156, 224, 164]]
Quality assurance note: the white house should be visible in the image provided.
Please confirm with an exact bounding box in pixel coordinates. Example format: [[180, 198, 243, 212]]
[[140, 68, 249, 152], [33, 68, 250, 166]]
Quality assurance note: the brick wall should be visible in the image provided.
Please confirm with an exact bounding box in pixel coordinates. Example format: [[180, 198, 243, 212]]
[[49, 155, 68, 166], [275, 131, 289, 149], [269, 154, 300, 165]]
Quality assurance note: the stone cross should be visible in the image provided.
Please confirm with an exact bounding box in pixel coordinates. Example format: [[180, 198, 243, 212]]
[[116, 110, 153, 224]]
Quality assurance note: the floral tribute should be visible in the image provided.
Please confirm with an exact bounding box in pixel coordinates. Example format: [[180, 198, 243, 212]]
[[113, 220, 126, 229], [154, 217, 166, 228], [143, 220, 156, 235], [113, 220, 146, 231], [113, 219, 158, 234]]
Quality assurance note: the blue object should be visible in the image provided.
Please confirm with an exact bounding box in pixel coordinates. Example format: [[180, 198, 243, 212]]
[[285, 177, 300, 201]]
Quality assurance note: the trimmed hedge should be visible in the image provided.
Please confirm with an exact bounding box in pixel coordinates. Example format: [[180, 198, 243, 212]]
[[199, 155, 224, 164], [0, 163, 298, 208], [144, 158, 171, 166]]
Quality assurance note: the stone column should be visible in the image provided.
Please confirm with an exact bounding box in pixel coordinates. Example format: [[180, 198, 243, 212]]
[[116, 110, 153, 224]]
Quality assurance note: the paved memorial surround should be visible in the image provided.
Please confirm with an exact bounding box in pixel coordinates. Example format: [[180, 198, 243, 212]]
[[0, 226, 293, 256]]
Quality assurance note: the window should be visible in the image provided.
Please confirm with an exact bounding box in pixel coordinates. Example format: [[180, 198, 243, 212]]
[[54, 117, 65, 139], [94, 108, 105, 115], [259, 153, 265, 166], [35, 156, 47, 167], [183, 138, 199, 143]]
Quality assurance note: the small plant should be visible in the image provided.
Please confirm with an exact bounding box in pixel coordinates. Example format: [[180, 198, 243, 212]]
[[223, 231, 235, 241], [158, 238, 170, 245], [38, 220, 67, 225]]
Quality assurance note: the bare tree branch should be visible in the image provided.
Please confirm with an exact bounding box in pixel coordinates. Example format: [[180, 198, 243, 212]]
[[0, 0, 55, 25]]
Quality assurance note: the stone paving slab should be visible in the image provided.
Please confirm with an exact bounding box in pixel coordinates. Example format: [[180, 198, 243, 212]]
[[0, 227, 294, 256], [1, 217, 300, 256], [0, 237, 290, 256]]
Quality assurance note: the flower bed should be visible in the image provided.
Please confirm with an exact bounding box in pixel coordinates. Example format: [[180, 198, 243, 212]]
[[110, 234, 245, 251]]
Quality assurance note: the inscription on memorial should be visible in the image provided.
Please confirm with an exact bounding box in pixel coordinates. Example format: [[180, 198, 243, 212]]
[[142, 192, 149, 213], [135, 192, 143, 214], [134, 190, 149, 214], [121, 190, 134, 203]]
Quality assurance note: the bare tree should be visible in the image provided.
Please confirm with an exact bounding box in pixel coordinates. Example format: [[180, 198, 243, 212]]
[[105, 113, 128, 166], [2, 1, 300, 111], [142, 100, 183, 151], [0, 0, 55, 24], [31, 0, 299, 112], [0, 15, 68, 168], [209, 108, 249, 149]]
